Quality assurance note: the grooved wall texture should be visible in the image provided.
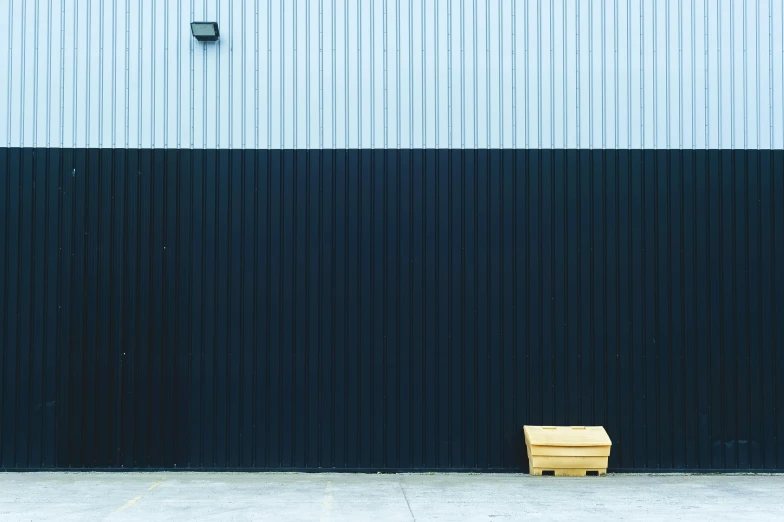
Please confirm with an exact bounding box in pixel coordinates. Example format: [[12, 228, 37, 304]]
[[2, 0, 784, 472], [1, 148, 783, 470], [1, 0, 784, 149]]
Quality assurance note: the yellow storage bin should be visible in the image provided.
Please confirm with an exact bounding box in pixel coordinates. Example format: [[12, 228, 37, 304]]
[[523, 425, 612, 476]]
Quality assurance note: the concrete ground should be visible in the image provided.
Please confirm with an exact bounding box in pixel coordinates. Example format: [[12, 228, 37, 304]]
[[1, 472, 782, 521]]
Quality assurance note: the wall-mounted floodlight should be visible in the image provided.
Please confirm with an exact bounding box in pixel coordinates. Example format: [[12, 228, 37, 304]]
[[191, 22, 220, 42]]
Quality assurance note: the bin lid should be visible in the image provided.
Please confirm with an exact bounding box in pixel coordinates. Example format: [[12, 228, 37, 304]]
[[524, 426, 612, 447]]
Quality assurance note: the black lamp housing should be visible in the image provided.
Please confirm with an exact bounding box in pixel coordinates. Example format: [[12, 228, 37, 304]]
[[191, 22, 220, 42]]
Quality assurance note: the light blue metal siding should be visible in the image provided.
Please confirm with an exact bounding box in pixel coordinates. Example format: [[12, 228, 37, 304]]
[[0, 0, 783, 149]]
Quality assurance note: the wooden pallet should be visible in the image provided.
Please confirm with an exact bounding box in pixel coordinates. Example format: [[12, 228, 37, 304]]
[[530, 468, 607, 477]]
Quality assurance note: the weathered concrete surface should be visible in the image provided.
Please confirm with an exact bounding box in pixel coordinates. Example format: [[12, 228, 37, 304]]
[[0, 472, 782, 521]]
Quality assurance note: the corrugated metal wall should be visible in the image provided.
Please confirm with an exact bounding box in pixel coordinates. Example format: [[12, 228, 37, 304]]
[[1, 148, 783, 470], [2, 0, 784, 472], [1, 0, 784, 149]]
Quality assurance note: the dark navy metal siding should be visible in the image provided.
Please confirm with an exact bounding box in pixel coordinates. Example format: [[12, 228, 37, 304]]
[[0, 147, 783, 471]]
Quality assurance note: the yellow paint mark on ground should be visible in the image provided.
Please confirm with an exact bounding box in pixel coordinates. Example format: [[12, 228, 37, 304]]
[[116, 495, 142, 512], [319, 480, 334, 522], [116, 478, 165, 512]]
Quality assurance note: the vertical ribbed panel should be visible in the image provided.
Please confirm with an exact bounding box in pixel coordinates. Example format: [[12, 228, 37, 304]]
[[1, 0, 784, 149], [1, 148, 783, 470]]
